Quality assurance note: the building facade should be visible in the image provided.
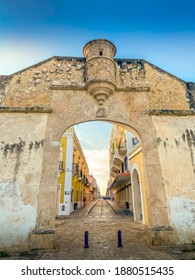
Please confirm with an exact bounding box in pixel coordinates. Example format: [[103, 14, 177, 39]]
[[108, 125, 139, 210], [57, 127, 95, 216], [108, 124, 152, 226]]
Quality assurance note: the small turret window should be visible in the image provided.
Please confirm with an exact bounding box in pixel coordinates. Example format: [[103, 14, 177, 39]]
[[99, 49, 103, 56]]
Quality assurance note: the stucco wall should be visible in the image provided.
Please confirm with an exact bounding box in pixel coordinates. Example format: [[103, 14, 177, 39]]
[[152, 115, 195, 243], [0, 113, 48, 249]]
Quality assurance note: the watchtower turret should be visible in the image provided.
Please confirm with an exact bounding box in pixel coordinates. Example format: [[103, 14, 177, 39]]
[[83, 39, 117, 105]]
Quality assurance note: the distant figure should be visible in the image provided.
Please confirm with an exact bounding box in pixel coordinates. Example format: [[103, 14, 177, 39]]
[[83, 196, 87, 207]]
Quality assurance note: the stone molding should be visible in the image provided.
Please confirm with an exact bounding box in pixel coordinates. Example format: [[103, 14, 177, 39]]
[[0, 106, 52, 113], [148, 109, 195, 116]]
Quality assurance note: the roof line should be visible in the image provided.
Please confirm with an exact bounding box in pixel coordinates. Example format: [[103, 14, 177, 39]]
[[0, 55, 191, 83]]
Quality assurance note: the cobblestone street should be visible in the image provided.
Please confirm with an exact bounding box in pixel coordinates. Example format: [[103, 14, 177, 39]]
[[49, 214, 173, 260], [1, 200, 195, 260], [0, 200, 195, 260]]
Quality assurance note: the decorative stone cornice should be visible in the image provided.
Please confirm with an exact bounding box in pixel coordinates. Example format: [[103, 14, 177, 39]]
[[0, 106, 52, 113], [50, 84, 150, 93], [116, 86, 150, 92], [148, 109, 195, 116], [50, 85, 86, 90]]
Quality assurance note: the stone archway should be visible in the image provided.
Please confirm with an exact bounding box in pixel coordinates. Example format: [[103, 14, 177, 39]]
[[32, 108, 168, 249], [0, 39, 195, 250]]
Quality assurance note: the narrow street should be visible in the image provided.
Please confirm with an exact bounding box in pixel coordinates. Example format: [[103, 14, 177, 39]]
[[47, 199, 173, 260], [87, 199, 116, 217], [3, 199, 194, 260]]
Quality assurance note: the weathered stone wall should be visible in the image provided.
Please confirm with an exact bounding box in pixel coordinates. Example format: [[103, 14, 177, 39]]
[[152, 116, 195, 244], [0, 57, 85, 109], [145, 63, 189, 111], [115, 59, 147, 89], [0, 113, 48, 249]]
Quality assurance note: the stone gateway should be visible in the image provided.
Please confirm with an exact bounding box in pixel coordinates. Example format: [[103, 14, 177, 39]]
[[0, 39, 194, 250]]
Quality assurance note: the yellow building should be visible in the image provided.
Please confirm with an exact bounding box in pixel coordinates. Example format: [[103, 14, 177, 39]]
[[57, 127, 92, 216], [109, 125, 131, 208], [128, 143, 149, 225], [88, 174, 98, 201], [72, 131, 91, 209], [109, 124, 149, 225]]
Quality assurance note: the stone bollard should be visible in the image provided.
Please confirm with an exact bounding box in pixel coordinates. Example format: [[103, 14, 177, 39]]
[[118, 230, 123, 247], [84, 230, 89, 248]]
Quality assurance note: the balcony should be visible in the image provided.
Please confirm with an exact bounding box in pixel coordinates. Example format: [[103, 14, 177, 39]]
[[90, 186, 97, 193], [118, 145, 127, 156], [72, 163, 79, 176], [113, 156, 123, 168], [78, 170, 83, 181], [81, 175, 89, 186], [109, 172, 130, 193], [118, 137, 127, 156], [111, 142, 126, 162], [111, 164, 120, 174], [84, 177, 90, 186]]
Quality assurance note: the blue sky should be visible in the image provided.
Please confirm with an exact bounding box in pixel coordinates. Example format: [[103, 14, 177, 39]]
[[1, 0, 195, 194], [0, 0, 195, 81]]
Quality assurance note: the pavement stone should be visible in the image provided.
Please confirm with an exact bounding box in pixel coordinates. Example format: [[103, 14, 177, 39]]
[[1, 200, 195, 260]]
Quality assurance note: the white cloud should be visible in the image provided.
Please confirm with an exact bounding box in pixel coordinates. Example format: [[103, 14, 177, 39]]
[[83, 149, 109, 195], [79, 138, 95, 149], [84, 149, 109, 175], [0, 39, 57, 75]]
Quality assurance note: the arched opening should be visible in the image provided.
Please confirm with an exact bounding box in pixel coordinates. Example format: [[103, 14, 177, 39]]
[[132, 167, 143, 222], [55, 120, 149, 226]]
